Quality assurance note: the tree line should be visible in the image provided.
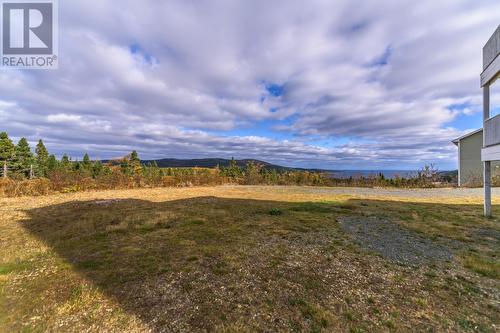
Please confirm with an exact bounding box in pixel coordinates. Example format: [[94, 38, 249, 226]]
[[0, 132, 143, 180], [0, 132, 332, 196], [1, 132, 50, 178], [0, 131, 464, 197]]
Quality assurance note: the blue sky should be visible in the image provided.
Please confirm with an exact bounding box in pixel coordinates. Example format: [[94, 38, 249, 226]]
[[1, 0, 499, 170]]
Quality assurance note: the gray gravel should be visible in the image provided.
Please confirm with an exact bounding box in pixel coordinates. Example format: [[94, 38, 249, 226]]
[[237, 185, 500, 200], [282, 186, 500, 199], [338, 216, 454, 266]]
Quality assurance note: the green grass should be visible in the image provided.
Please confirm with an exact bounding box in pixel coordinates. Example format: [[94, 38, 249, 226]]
[[0, 187, 498, 332], [461, 254, 500, 279], [0, 260, 33, 275]]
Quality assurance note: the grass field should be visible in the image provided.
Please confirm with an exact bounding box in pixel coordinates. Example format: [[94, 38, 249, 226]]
[[0, 186, 499, 332]]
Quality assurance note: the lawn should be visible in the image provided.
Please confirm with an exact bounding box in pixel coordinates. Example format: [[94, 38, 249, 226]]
[[0, 186, 499, 332]]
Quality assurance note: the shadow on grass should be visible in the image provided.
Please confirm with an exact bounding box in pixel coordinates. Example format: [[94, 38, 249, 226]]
[[18, 196, 499, 332]]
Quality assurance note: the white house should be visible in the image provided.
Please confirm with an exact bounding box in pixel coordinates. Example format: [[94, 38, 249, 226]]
[[452, 129, 500, 186], [480, 25, 500, 216]]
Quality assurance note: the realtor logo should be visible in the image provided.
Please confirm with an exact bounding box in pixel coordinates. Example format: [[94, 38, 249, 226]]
[[1, 0, 58, 69]]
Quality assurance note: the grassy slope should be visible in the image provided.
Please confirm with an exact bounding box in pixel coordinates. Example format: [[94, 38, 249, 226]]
[[0, 186, 498, 333]]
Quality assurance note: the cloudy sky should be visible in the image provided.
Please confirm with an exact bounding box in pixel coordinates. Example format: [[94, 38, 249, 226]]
[[1, 0, 499, 170]]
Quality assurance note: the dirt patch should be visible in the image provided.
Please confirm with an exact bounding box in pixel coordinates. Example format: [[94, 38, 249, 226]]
[[338, 216, 454, 266], [92, 199, 124, 206]]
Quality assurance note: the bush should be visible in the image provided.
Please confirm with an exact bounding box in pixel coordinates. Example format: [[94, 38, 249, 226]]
[[0, 159, 458, 198], [0, 178, 51, 197], [269, 208, 283, 216]]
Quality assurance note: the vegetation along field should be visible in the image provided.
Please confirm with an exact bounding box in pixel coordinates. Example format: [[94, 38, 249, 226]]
[[0, 132, 474, 199], [0, 186, 499, 332]]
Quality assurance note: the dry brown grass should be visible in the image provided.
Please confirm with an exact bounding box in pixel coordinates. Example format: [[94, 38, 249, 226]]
[[0, 186, 499, 332], [0, 178, 52, 197]]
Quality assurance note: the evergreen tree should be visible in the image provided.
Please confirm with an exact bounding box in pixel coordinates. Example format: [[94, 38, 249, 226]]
[[244, 161, 262, 185], [92, 160, 103, 178], [0, 132, 15, 160], [130, 150, 140, 166], [0, 132, 15, 177], [120, 156, 130, 175], [35, 140, 49, 176], [47, 154, 57, 171], [60, 154, 71, 170], [83, 153, 91, 166], [13, 138, 34, 177], [130, 150, 141, 175], [72, 159, 82, 172], [229, 157, 237, 169], [81, 153, 92, 176], [224, 157, 242, 178]]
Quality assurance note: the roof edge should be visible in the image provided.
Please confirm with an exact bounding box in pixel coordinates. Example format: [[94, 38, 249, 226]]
[[452, 128, 482, 145]]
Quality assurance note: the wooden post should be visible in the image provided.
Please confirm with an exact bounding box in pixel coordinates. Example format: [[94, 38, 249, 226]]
[[483, 85, 491, 217], [484, 161, 491, 217], [2, 161, 6, 179], [30, 164, 34, 179]]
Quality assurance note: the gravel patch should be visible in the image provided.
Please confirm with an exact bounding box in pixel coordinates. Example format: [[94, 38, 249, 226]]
[[248, 185, 500, 200], [474, 227, 500, 242], [93, 200, 121, 205], [338, 216, 454, 266]]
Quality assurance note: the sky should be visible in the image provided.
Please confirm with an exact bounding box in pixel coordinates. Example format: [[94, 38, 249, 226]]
[[1, 0, 499, 170]]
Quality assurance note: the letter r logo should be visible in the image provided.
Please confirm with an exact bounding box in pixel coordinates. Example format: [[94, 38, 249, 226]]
[[2, 2, 53, 54]]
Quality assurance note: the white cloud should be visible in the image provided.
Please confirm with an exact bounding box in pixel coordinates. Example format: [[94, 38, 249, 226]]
[[1, 0, 499, 169], [47, 113, 82, 123]]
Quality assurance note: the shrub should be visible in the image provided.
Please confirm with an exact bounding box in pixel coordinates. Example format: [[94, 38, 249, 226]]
[[0, 178, 51, 197], [0, 141, 457, 198], [269, 208, 283, 216]]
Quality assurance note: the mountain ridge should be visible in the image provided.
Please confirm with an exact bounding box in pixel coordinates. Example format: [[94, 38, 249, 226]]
[[141, 158, 299, 171]]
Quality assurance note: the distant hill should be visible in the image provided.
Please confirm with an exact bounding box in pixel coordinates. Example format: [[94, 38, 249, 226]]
[[141, 158, 296, 171], [437, 170, 458, 183], [113, 157, 458, 181]]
